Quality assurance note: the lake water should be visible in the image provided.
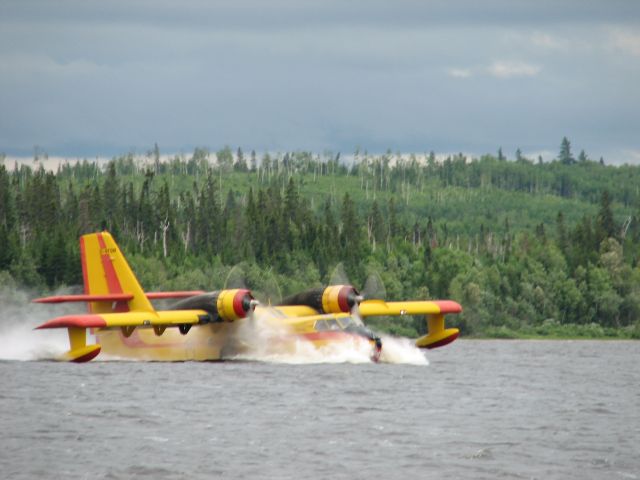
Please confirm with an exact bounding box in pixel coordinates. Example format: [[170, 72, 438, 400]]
[[1, 338, 639, 479]]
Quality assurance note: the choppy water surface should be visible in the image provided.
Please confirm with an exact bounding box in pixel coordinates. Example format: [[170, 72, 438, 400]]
[[1, 340, 639, 479]]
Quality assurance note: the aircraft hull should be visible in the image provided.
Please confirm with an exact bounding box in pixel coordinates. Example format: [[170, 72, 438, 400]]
[[96, 325, 227, 361], [94, 323, 373, 361]]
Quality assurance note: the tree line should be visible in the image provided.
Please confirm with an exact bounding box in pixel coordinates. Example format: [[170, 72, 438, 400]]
[[1, 139, 639, 338]]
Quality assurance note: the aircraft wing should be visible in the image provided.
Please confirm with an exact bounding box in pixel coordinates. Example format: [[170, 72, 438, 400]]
[[35, 309, 209, 330], [272, 300, 462, 318], [270, 305, 319, 317], [358, 299, 462, 317]]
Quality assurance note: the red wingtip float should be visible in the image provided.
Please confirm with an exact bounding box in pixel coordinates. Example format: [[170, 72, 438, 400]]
[[34, 231, 462, 362]]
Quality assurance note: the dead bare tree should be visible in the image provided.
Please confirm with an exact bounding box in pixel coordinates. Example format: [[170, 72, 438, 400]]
[[160, 216, 170, 258], [136, 220, 146, 253], [181, 221, 191, 254]]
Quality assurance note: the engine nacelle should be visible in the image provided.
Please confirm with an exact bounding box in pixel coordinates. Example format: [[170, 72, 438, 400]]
[[216, 289, 256, 322], [280, 285, 361, 314], [170, 289, 256, 322], [322, 285, 361, 313]]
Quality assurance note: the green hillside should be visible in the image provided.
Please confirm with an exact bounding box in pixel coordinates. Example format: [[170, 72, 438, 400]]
[[1, 144, 639, 339]]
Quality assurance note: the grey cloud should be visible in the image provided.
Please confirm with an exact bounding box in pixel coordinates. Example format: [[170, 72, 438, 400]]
[[2, 0, 638, 30], [0, 0, 639, 162]]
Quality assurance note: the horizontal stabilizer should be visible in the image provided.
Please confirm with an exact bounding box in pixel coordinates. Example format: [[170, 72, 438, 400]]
[[33, 293, 134, 304], [145, 291, 206, 299], [36, 315, 107, 329], [33, 291, 206, 304]]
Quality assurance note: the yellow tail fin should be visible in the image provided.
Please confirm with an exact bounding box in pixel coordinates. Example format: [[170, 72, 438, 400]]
[[80, 232, 154, 314]]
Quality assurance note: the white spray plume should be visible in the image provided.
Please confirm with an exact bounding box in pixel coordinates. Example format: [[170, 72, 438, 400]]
[[377, 335, 429, 366], [225, 307, 428, 366], [0, 284, 78, 361]]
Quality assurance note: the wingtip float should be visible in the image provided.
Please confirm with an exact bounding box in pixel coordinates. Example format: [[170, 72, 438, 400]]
[[34, 231, 462, 362]]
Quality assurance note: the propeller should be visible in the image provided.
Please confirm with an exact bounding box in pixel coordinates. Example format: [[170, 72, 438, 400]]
[[223, 263, 285, 329], [361, 270, 386, 302], [327, 262, 387, 301], [224, 263, 282, 306], [326, 262, 387, 325]]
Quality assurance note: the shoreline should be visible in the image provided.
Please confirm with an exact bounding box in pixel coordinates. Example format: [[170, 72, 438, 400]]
[[463, 335, 638, 341]]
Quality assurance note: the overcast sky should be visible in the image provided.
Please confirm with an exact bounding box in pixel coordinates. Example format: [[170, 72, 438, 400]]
[[1, 0, 639, 163]]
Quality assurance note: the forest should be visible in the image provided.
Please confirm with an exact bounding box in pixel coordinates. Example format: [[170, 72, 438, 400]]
[[1, 138, 640, 339]]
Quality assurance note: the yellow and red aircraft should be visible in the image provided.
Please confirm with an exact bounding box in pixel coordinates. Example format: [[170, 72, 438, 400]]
[[34, 232, 462, 362]]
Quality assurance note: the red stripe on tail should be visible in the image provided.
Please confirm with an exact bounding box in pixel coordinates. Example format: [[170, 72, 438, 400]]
[[80, 236, 91, 312], [96, 233, 129, 313]]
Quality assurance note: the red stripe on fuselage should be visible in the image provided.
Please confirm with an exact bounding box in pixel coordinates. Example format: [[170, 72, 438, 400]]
[[96, 233, 129, 313], [302, 331, 357, 342]]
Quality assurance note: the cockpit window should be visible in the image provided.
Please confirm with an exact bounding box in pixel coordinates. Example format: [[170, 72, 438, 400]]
[[325, 319, 340, 330], [314, 320, 328, 331], [315, 317, 360, 332], [337, 317, 353, 329]]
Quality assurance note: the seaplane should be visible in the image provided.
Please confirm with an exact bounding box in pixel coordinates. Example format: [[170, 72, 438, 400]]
[[34, 232, 462, 362]]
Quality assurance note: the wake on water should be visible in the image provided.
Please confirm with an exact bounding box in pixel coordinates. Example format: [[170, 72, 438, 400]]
[[227, 334, 428, 366], [227, 309, 429, 366], [0, 287, 428, 366]]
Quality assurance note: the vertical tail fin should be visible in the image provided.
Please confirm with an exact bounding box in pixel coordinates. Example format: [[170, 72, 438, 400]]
[[80, 232, 154, 313]]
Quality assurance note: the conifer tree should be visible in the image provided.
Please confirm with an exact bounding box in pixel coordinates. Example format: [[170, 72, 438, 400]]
[[559, 137, 575, 165], [596, 190, 616, 244], [103, 161, 120, 232], [556, 212, 568, 255], [578, 150, 588, 163], [0, 165, 16, 230], [368, 200, 385, 249]]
